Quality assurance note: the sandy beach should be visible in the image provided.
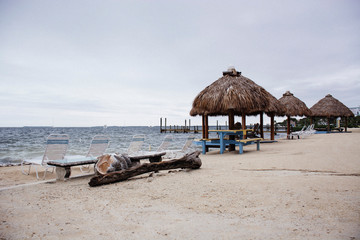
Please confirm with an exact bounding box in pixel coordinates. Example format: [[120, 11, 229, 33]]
[[1, 129, 359, 240]]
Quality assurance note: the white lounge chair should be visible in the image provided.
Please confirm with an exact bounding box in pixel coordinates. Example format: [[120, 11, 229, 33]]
[[21, 134, 69, 180], [127, 134, 145, 155], [163, 135, 195, 159], [304, 124, 316, 136], [80, 135, 110, 173], [181, 135, 195, 152], [157, 135, 173, 152], [290, 126, 306, 139], [86, 135, 110, 158]]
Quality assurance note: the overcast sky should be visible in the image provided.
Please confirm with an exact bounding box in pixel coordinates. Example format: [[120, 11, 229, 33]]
[[1, 0, 359, 127]]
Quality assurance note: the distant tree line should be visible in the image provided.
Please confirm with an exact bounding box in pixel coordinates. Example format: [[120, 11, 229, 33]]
[[277, 116, 360, 131]]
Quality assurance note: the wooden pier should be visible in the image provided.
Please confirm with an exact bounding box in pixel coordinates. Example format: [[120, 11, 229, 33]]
[[160, 118, 287, 135], [160, 118, 201, 133]]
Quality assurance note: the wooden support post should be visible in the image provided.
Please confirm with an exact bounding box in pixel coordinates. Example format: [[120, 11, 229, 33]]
[[229, 110, 235, 130], [204, 115, 209, 139], [270, 114, 275, 140], [327, 117, 330, 132], [160, 118, 162, 133], [202, 115, 205, 138], [165, 118, 167, 131], [228, 109, 235, 151], [345, 117, 348, 132], [287, 116, 291, 139], [260, 112, 264, 139], [242, 114, 246, 130]]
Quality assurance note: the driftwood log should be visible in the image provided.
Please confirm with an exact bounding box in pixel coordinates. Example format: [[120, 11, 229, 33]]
[[89, 151, 202, 187]]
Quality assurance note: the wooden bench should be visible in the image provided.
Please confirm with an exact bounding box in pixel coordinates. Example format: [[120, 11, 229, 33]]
[[236, 138, 263, 154], [128, 151, 166, 164], [200, 138, 221, 141], [48, 157, 98, 180], [197, 138, 222, 154], [48, 152, 167, 181]]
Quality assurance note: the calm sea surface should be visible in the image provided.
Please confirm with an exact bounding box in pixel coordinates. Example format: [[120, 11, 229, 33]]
[[0, 126, 285, 165]]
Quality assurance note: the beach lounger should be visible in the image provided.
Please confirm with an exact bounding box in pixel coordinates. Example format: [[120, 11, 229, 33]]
[[303, 124, 316, 137], [291, 125, 316, 139], [21, 134, 69, 180], [127, 134, 146, 155], [163, 135, 195, 159], [46, 135, 110, 180], [181, 135, 195, 152], [116, 135, 168, 165], [307, 124, 316, 135], [157, 135, 173, 152], [290, 126, 306, 139], [86, 135, 110, 158], [80, 135, 110, 173]]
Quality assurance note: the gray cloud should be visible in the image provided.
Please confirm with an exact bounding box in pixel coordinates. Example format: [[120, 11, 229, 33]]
[[0, 0, 359, 126]]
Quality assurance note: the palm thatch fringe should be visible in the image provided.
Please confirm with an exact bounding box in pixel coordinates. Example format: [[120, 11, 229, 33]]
[[190, 69, 285, 117], [278, 91, 312, 117], [310, 94, 354, 117]]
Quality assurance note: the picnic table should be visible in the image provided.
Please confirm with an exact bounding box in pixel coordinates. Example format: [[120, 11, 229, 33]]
[[198, 129, 262, 154]]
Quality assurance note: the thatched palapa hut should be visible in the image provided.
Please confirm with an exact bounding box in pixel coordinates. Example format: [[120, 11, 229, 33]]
[[310, 94, 354, 132], [278, 91, 312, 138], [190, 68, 285, 142], [258, 93, 286, 139]]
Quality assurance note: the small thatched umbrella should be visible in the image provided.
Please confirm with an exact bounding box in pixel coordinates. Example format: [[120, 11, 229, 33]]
[[279, 91, 312, 138], [190, 68, 285, 141], [310, 94, 354, 132]]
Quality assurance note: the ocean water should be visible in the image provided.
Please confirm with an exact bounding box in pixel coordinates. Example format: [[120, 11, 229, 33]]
[[0, 126, 203, 166], [0, 126, 285, 166]]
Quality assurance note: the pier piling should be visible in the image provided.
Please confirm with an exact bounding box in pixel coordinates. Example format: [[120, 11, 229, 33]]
[[160, 118, 200, 134]]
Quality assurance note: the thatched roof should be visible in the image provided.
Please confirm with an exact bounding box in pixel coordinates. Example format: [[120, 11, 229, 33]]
[[278, 91, 312, 117], [310, 94, 354, 117], [262, 94, 286, 116], [190, 68, 285, 116]]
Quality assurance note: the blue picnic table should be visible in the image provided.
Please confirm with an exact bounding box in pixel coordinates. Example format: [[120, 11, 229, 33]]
[[197, 129, 262, 154]]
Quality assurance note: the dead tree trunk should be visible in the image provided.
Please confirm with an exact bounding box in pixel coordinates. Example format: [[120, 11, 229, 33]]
[[89, 151, 202, 187]]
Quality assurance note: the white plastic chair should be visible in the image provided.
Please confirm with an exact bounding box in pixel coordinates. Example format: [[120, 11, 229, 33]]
[[290, 126, 306, 139], [21, 134, 69, 180], [306, 124, 316, 136], [181, 135, 195, 152], [127, 134, 145, 155], [80, 135, 110, 173], [157, 135, 173, 152], [163, 135, 195, 159]]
